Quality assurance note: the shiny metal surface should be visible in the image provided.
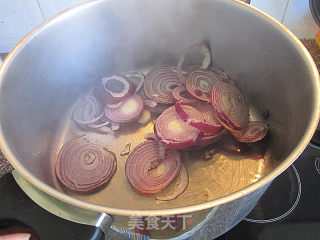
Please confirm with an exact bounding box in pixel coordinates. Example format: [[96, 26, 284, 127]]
[[12, 170, 104, 226], [13, 169, 269, 239], [48, 83, 273, 211], [0, 0, 319, 237]]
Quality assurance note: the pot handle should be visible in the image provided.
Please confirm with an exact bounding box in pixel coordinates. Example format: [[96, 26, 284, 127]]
[[95, 212, 113, 235], [11, 171, 114, 238], [0, 173, 114, 240]]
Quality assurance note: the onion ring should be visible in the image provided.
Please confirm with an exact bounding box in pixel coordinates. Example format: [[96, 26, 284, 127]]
[[72, 95, 104, 126], [175, 101, 222, 134], [106, 101, 124, 109], [140, 88, 172, 113], [144, 67, 182, 104], [232, 121, 268, 143], [172, 86, 197, 104], [55, 137, 116, 193], [104, 95, 144, 123], [120, 143, 131, 156], [211, 80, 249, 131], [72, 95, 111, 134], [148, 103, 172, 114], [155, 165, 188, 201], [125, 140, 182, 194], [110, 122, 120, 131], [185, 68, 222, 102], [195, 129, 227, 147], [144, 133, 158, 141], [144, 133, 167, 162], [94, 75, 132, 105], [125, 71, 145, 93], [177, 44, 211, 82], [154, 105, 201, 149]]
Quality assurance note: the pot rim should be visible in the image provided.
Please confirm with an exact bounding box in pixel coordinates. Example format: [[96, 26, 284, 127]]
[[0, 0, 319, 216]]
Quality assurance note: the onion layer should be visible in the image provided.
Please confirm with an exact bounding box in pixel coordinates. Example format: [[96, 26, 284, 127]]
[[104, 95, 144, 123], [175, 101, 222, 134], [185, 68, 222, 102], [72, 95, 111, 134], [177, 44, 211, 82], [233, 121, 268, 143], [154, 105, 201, 149], [144, 67, 182, 104], [211, 80, 249, 131], [138, 109, 152, 124], [72, 95, 104, 126], [125, 71, 145, 93], [155, 165, 188, 201], [140, 89, 171, 113], [106, 101, 124, 109], [172, 86, 197, 104], [125, 140, 182, 194], [55, 137, 116, 192], [94, 75, 132, 105], [195, 129, 226, 147]]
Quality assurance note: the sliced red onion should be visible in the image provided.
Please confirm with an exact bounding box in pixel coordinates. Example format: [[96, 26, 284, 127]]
[[175, 101, 222, 134], [72, 95, 104, 125], [94, 75, 132, 105], [185, 68, 222, 102], [144, 133, 157, 141], [143, 67, 182, 104], [155, 165, 188, 201], [144, 99, 158, 108], [138, 109, 152, 125], [55, 137, 116, 193], [85, 124, 114, 135], [148, 103, 172, 114], [177, 44, 211, 82], [233, 121, 268, 143], [211, 80, 249, 131], [208, 67, 229, 81], [0, 233, 31, 240], [143, 133, 166, 164], [86, 120, 109, 129], [72, 95, 111, 134], [125, 140, 182, 194], [172, 86, 197, 104], [106, 101, 124, 109], [104, 95, 144, 123], [195, 129, 226, 147], [120, 143, 131, 156], [111, 122, 120, 131], [154, 105, 201, 149], [125, 71, 145, 93], [158, 141, 166, 159], [140, 88, 172, 113]]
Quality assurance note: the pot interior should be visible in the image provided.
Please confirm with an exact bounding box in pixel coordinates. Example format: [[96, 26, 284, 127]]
[[0, 0, 317, 211]]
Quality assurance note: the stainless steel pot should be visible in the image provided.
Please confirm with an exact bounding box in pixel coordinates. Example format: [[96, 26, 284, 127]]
[[0, 0, 319, 239]]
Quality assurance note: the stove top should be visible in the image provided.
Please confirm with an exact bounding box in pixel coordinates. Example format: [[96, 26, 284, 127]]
[[217, 144, 320, 240]]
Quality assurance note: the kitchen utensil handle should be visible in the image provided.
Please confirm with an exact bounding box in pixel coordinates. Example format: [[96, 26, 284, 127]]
[[95, 212, 113, 235]]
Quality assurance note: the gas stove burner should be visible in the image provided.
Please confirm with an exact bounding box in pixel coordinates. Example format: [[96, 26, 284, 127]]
[[309, 130, 320, 149], [243, 164, 301, 223]]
